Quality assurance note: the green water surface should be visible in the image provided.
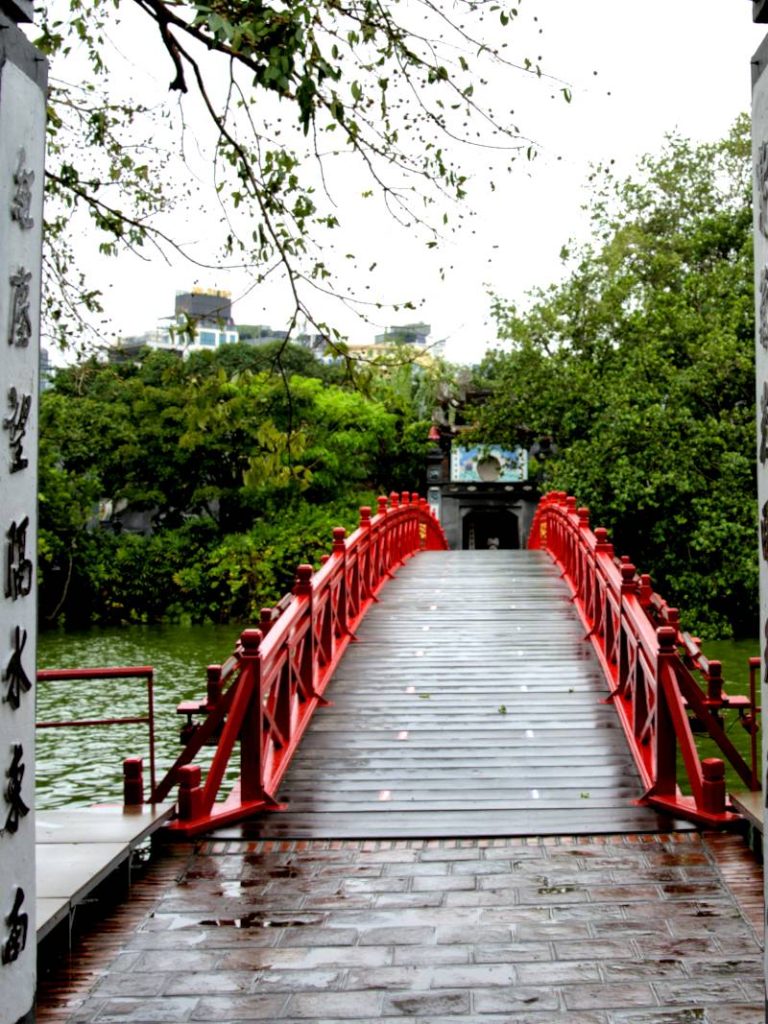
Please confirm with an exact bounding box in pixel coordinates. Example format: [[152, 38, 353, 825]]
[[36, 623, 241, 809]]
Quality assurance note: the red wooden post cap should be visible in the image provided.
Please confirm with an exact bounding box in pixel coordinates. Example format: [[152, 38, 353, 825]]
[[377, 496, 388, 515], [577, 507, 590, 527], [411, 492, 420, 504], [206, 665, 222, 706], [594, 527, 611, 552], [259, 608, 273, 632], [359, 506, 372, 528], [401, 491, 410, 505], [702, 758, 725, 781], [707, 661, 723, 702], [565, 496, 577, 512], [178, 764, 202, 789], [389, 491, 400, 507], [667, 608, 680, 626], [657, 626, 678, 652], [123, 756, 142, 778], [177, 764, 203, 821], [293, 564, 314, 593], [239, 628, 263, 655], [332, 526, 346, 550], [620, 563, 637, 591]]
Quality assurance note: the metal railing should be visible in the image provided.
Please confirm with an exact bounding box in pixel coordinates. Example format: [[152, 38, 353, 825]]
[[36, 665, 156, 802], [529, 491, 760, 826]]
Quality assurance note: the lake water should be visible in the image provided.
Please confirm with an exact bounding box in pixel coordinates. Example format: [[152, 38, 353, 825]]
[[36, 623, 241, 809], [35, 625, 761, 810]]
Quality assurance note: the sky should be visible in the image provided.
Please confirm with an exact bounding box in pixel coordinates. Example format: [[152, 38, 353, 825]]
[[38, 1, 767, 365]]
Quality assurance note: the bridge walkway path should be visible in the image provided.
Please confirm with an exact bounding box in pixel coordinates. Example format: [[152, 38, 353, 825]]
[[221, 549, 686, 840]]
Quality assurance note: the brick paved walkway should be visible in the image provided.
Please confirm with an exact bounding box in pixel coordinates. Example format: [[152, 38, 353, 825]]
[[37, 831, 763, 1023]]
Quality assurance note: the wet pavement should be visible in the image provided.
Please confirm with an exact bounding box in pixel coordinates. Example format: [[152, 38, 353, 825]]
[[37, 831, 763, 1022]]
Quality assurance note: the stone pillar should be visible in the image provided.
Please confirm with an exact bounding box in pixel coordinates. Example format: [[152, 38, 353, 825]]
[[752, 28, 768, 1019], [0, 3, 46, 1021]]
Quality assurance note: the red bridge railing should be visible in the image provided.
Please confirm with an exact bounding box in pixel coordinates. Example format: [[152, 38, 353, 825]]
[[155, 492, 447, 835], [529, 491, 760, 827]]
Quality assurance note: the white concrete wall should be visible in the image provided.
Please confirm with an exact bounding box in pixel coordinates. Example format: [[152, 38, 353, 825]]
[[0, 23, 46, 1023]]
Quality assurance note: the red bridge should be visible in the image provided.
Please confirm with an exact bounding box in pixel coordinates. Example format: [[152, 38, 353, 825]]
[[134, 491, 759, 839], [36, 491, 766, 1024]]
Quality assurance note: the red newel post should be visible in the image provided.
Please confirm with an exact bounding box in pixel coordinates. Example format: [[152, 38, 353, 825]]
[[177, 764, 203, 822], [123, 756, 144, 806], [294, 565, 318, 701], [206, 664, 223, 709], [701, 758, 726, 816], [332, 527, 349, 636], [294, 564, 314, 595], [706, 660, 724, 705], [620, 563, 637, 594], [594, 527, 613, 555], [239, 628, 266, 802], [655, 626, 679, 798]]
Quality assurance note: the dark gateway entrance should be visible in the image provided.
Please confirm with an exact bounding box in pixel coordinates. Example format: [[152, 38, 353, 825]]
[[462, 507, 520, 550]]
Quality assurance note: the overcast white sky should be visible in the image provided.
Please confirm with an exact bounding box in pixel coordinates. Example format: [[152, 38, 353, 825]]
[[40, 2, 767, 364]]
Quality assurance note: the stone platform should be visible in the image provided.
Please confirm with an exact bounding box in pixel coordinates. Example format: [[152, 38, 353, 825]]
[[36, 831, 763, 1022]]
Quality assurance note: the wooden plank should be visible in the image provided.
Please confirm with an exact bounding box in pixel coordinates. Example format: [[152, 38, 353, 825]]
[[730, 790, 763, 833], [36, 803, 174, 940], [219, 551, 692, 839]]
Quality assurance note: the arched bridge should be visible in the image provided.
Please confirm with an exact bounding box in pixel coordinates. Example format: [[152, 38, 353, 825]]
[[137, 491, 760, 841]]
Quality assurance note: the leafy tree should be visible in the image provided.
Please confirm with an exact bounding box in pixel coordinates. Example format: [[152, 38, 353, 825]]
[[39, 347, 432, 623], [472, 117, 756, 637], [33, 1, 551, 353]]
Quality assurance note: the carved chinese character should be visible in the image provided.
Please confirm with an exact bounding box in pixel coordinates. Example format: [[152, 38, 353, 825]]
[[1, 888, 27, 966], [2, 389, 30, 474], [5, 518, 32, 602], [2, 745, 28, 836], [8, 269, 32, 348], [10, 150, 34, 231], [3, 627, 31, 711]]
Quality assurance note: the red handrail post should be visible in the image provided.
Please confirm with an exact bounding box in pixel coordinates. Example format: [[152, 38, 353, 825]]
[[294, 564, 319, 699], [238, 629, 266, 804], [123, 757, 144, 805], [701, 758, 726, 816], [177, 765, 204, 822], [654, 626, 680, 801], [333, 527, 349, 637]]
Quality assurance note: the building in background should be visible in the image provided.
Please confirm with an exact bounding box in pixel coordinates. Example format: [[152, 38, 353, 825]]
[[347, 322, 446, 363]]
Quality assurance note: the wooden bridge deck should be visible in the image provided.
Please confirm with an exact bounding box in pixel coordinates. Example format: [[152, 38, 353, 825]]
[[221, 550, 688, 840]]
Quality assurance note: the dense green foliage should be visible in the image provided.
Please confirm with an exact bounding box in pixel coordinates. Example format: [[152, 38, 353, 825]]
[[472, 118, 756, 637], [39, 343, 440, 626]]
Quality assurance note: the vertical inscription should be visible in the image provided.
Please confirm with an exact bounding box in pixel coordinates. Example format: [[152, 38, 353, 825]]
[[7, 269, 32, 348], [2, 745, 28, 835], [9, 151, 34, 231], [2, 628, 31, 712], [1, 888, 27, 965], [2, 388, 31, 474]]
